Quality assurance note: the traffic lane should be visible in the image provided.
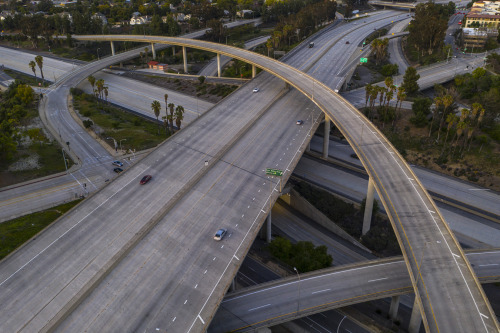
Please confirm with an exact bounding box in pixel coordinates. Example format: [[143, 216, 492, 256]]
[[306, 136, 500, 221], [363, 140, 492, 333], [271, 202, 372, 266], [216, 260, 411, 331], [236, 256, 281, 287], [76, 71, 214, 124], [52, 74, 289, 331], [0, 46, 74, 81], [297, 311, 372, 333], [1, 74, 277, 331]]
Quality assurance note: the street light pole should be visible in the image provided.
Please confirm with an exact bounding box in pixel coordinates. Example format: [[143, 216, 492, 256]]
[[97, 48, 101, 61], [119, 139, 127, 152], [293, 267, 301, 316]]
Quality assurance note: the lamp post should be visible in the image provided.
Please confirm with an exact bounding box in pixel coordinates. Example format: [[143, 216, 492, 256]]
[[293, 267, 301, 316], [119, 139, 127, 152], [106, 137, 117, 152], [97, 48, 101, 61]]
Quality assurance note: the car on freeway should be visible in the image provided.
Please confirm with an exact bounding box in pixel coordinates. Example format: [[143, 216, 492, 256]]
[[296, 120, 304, 125], [140, 175, 152, 185], [345, 41, 350, 44], [253, 88, 259, 93], [113, 168, 123, 173], [214, 228, 227, 241], [112, 160, 123, 167]]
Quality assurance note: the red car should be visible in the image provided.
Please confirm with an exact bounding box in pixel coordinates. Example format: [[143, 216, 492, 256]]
[[140, 175, 152, 185]]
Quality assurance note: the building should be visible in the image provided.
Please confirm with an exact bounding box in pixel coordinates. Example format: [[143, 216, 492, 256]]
[[464, 1, 500, 29], [92, 12, 107, 26], [130, 15, 150, 25], [148, 61, 168, 71]]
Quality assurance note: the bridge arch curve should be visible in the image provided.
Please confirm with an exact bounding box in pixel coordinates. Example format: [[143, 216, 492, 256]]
[[70, 35, 499, 333]]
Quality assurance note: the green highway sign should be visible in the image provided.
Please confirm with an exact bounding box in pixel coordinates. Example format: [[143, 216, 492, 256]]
[[360, 58, 368, 63], [266, 168, 283, 177]]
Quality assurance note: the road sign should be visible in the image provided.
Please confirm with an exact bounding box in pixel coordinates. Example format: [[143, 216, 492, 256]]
[[266, 168, 283, 177], [360, 58, 368, 63]]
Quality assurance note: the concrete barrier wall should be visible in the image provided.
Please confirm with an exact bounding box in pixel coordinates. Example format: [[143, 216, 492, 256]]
[[281, 189, 370, 252]]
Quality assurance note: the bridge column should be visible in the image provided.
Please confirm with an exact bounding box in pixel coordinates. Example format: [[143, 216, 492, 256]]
[[409, 298, 422, 333], [172, 46, 175, 56], [151, 43, 156, 59], [217, 53, 221, 78], [266, 212, 272, 243], [389, 295, 400, 319], [362, 178, 375, 235], [252, 65, 256, 78], [110, 41, 115, 56], [322, 114, 330, 159], [182, 46, 187, 74], [230, 278, 236, 292]]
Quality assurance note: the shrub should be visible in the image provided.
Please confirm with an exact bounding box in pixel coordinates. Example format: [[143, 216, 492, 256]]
[[83, 119, 93, 128], [381, 63, 399, 76]]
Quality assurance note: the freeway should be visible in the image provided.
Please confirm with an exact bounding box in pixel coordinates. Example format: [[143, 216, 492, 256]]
[[0, 12, 497, 333], [66, 33, 500, 332], [211, 249, 500, 332]]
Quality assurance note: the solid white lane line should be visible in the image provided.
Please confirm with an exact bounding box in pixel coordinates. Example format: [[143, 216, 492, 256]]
[[311, 288, 331, 294], [368, 277, 388, 283], [248, 304, 271, 312]]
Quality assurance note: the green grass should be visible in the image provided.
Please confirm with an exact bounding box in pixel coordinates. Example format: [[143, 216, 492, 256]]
[[0, 200, 82, 260], [73, 94, 167, 151], [4, 69, 50, 87]]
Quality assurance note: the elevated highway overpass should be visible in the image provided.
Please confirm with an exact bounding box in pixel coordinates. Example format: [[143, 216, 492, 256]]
[[0, 30, 497, 333], [211, 249, 500, 331]]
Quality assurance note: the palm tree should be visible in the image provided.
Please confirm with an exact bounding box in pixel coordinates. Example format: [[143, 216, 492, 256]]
[[88, 75, 96, 93], [369, 86, 379, 118], [29, 61, 37, 82], [437, 95, 454, 142], [103, 86, 109, 104], [429, 97, 441, 137], [162, 116, 168, 136], [175, 105, 185, 130], [393, 87, 406, 127], [96, 79, 105, 100], [168, 103, 175, 133], [364, 84, 372, 108], [265, 38, 273, 57], [444, 113, 458, 146], [151, 100, 161, 133], [35, 55, 44, 85]]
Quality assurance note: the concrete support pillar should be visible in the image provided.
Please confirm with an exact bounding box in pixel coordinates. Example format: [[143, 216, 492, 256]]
[[110, 41, 115, 56], [119, 62, 123, 68], [252, 65, 256, 78], [172, 46, 175, 56], [389, 295, 400, 320], [182, 46, 187, 74], [230, 278, 236, 292], [409, 298, 422, 333], [322, 114, 330, 159], [362, 178, 375, 235], [266, 212, 272, 244], [217, 53, 221, 78], [151, 43, 156, 59], [306, 142, 311, 152]]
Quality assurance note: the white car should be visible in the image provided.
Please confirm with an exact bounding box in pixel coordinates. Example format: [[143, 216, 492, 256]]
[[296, 120, 304, 125], [252, 88, 259, 93], [214, 228, 227, 241]]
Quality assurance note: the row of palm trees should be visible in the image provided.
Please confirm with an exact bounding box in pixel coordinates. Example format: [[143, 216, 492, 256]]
[[28, 55, 45, 85], [87, 75, 109, 103], [151, 94, 185, 136], [364, 78, 407, 127], [435, 97, 485, 153]]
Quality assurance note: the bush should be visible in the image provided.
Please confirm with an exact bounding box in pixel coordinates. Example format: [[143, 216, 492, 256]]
[[83, 119, 93, 128], [70, 87, 84, 96], [82, 110, 92, 117], [381, 63, 399, 76], [268, 237, 333, 272]]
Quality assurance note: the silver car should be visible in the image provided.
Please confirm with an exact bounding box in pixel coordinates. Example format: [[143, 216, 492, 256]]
[[214, 228, 227, 241]]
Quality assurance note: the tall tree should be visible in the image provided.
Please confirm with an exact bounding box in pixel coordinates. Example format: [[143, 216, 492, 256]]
[[365, 84, 372, 108], [35, 55, 44, 85], [168, 103, 175, 134], [88, 75, 96, 93], [371, 38, 389, 65], [402, 66, 420, 96], [151, 100, 161, 134], [175, 105, 185, 130], [408, 2, 449, 57], [29, 61, 37, 82]]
